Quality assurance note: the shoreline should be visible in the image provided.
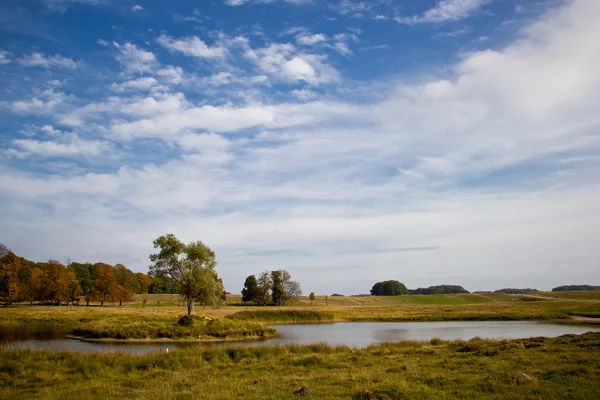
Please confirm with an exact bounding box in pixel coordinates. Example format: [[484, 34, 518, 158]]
[[66, 334, 277, 343]]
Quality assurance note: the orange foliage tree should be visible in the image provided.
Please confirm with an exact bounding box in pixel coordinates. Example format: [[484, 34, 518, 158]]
[[88, 264, 117, 306]]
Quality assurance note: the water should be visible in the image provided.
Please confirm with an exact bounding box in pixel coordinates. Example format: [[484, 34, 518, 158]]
[[1, 321, 598, 354]]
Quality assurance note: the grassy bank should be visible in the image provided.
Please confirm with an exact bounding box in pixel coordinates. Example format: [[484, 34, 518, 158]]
[[1, 332, 599, 399], [225, 309, 334, 324], [71, 318, 275, 340]]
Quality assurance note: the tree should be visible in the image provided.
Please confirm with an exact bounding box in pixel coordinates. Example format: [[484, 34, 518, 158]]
[[88, 264, 117, 306], [136, 272, 152, 294], [0, 251, 21, 305], [271, 270, 284, 306], [68, 263, 93, 301], [309, 292, 315, 304], [242, 275, 259, 303], [40, 260, 68, 305], [149, 233, 223, 316], [281, 270, 301, 305], [255, 271, 272, 306], [370, 280, 408, 296], [29, 267, 44, 303], [0, 243, 8, 259]]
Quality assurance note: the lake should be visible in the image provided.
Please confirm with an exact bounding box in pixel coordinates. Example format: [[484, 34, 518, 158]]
[[1, 321, 598, 354]]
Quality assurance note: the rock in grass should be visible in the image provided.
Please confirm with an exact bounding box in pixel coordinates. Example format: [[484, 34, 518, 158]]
[[294, 386, 315, 396]]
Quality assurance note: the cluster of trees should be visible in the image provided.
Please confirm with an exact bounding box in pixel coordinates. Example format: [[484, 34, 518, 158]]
[[0, 243, 150, 306], [408, 285, 469, 295], [370, 280, 408, 296], [494, 288, 539, 294], [241, 270, 301, 305], [552, 285, 600, 292]]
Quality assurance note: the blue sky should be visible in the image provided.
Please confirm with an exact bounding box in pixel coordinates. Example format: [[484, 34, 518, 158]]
[[1, 0, 599, 294]]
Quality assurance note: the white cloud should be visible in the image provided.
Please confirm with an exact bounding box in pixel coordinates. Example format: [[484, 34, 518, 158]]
[[96, 39, 109, 46], [396, 0, 488, 24], [157, 66, 185, 84], [19, 52, 79, 69], [12, 133, 111, 158], [40, 125, 62, 136], [40, 0, 102, 12], [296, 33, 327, 46], [4, 88, 68, 115], [110, 77, 160, 92], [225, 0, 311, 6], [157, 35, 227, 59], [244, 43, 339, 85], [0, 50, 11, 64], [113, 42, 157, 74], [131, 4, 143, 12]]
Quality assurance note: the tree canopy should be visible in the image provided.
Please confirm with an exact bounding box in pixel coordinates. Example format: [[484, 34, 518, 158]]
[[552, 285, 600, 292], [408, 285, 470, 295], [370, 280, 408, 296], [149, 233, 223, 316], [241, 269, 301, 305]]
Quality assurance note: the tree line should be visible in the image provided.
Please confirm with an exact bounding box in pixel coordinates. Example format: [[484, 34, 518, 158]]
[[552, 285, 600, 292], [408, 285, 469, 295], [370, 280, 470, 296], [242, 270, 302, 305], [0, 243, 150, 306]]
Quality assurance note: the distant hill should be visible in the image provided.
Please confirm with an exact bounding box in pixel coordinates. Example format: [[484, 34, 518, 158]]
[[408, 285, 469, 295], [552, 285, 600, 292], [494, 288, 539, 294]]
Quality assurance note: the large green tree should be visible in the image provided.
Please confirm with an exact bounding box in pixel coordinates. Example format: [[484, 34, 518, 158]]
[[370, 280, 408, 296], [149, 233, 223, 316], [241, 275, 259, 303]]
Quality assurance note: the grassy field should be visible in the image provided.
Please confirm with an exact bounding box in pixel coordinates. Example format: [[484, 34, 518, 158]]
[[2, 292, 600, 327], [1, 332, 599, 399]]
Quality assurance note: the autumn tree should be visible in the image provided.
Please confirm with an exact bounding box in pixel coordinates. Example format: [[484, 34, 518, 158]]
[[135, 272, 151, 294], [88, 264, 118, 306], [241, 275, 259, 303], [58, 269, 82, 305], [29, 267, 44, 303], [149, 233, 223, 316], [0, 250, 21, 305], [39, 260, 68, 305]]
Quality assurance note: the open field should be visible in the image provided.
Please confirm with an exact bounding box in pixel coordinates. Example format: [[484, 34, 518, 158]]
[[2, 292, 600, 328], [1, 332, 599, 399]]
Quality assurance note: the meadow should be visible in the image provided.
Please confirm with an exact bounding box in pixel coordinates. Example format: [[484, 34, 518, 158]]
[[2, 292, 599, 327], [1, 331, 599, 399]]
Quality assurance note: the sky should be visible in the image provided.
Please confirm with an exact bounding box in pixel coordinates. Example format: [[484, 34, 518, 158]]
[[0, 0, 599, 295]]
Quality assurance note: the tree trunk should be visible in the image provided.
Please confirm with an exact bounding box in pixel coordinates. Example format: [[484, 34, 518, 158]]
[[119, 300, 122, 306], [187, 298, 194, 316]]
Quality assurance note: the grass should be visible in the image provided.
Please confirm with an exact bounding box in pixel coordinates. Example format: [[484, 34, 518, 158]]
[[71, 318, 275, 340], [1, 332, 599, 399], [225, 309, 335, 323]]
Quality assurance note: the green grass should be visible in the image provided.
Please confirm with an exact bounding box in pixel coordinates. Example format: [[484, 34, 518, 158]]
[[225, 309, 335, 323], [71, 318, 275, 340], [1, 332, 599, 399]]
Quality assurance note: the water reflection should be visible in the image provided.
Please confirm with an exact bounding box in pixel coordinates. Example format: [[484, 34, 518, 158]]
[[1, 321, 598, 355]]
